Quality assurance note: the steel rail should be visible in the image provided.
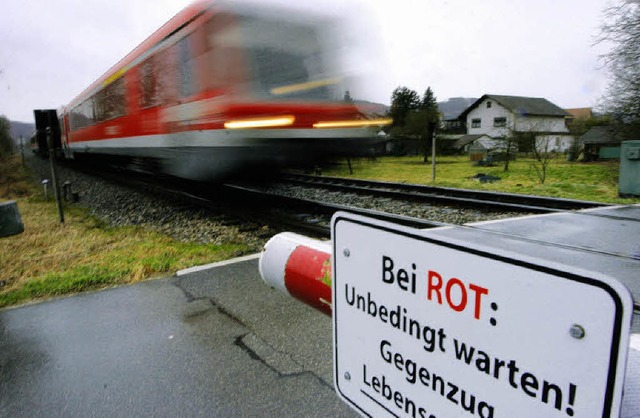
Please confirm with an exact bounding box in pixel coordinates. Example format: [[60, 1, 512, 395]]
[[219, 183, 448, 238], [63, 161, 443, 238], [280, 173, 609, 212]]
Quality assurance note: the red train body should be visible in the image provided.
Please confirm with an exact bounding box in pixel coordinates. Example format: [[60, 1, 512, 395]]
[[57, 0, 389, 180]]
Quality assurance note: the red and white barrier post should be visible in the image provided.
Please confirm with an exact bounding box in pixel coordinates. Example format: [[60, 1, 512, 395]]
[[259, 232, 332, 315], [259, 231, 640, 417]]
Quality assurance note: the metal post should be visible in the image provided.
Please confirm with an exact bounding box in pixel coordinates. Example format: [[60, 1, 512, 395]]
[[62, 181, 72, 202], [19, 136, 25, 167], [42, 179, 50, 199], [46, 127, 64, 223], [431, 124, 437, 182]]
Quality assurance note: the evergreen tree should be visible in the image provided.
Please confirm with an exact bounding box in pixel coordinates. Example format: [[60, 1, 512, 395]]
[[0, 115, 13, 158], [389, 86, 420, 128], [421, 87, 438, 113], [387, 86, 440, 161]]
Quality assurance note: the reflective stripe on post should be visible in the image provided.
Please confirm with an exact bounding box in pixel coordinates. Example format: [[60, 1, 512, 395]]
[[259, 232, 332, 315]]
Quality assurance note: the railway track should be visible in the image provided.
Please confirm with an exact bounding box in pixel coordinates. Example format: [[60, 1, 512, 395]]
[[277, 173, 609, 212], [57, 160, 610, 240], [219, 183, 446, 238], [217, 172, 611, 236]]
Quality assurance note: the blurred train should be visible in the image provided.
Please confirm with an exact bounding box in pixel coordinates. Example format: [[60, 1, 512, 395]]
[[34, 0, 390, 180]]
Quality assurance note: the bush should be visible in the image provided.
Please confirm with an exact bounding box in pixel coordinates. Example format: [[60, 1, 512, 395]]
[[0, 116, 13, 158]]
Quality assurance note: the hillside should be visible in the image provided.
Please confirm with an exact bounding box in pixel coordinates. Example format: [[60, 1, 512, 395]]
[[355, 97, 477, 120], [438, 97, 477, 120], [9, 121, 35, 144], [355, 100, 389, 116]]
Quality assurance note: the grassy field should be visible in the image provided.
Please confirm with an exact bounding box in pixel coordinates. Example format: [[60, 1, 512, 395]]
[[2, 153, 638, 308], [0, 156, 254, 309], [323, 155, 640, 204]]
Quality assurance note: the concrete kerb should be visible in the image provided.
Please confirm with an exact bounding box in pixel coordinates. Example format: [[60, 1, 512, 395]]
[[176, 253, 262, 276]]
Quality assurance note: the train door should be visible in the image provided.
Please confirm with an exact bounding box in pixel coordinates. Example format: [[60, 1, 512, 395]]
[[59, 111, 73, 159]]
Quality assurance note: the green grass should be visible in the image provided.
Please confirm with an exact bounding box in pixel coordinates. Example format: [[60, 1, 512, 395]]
[[322, 155, 640, 204], [0, 156, 256, 308], [0, 266, 126, 307]]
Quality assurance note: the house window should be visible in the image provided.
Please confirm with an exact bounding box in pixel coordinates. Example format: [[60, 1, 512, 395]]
[[487, 101, 492, 108], [472, 118, 481, 128], [493, 117, 507, 127]]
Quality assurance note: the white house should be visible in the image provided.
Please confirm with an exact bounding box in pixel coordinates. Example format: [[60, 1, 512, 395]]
[[459, 94, 574, 153]]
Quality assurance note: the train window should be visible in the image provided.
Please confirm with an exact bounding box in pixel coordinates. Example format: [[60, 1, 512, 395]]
[[109, 77, 126, 119], [69, 71, 125, 131], [70, 109, 80, 131], [158, 45, 178, 103], [94, 91, 105, 121], [140, 48, 176, 107], [178, 36, 196, 98], [187, 23, 210, 93], [70, 98, 95, 130], [140, 57, 160, 108], [206, 13, 242, 91], [94, 76, 126, 121], [237, 15, 336, 101]]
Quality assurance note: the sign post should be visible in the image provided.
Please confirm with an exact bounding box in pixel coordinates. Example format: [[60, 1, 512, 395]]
[[332, 212, 632, 418]]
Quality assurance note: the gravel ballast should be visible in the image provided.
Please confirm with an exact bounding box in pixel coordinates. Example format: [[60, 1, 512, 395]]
[[28, 157, 275, 250], [29, 156, 529, 248], [257, 182, 530, 225]]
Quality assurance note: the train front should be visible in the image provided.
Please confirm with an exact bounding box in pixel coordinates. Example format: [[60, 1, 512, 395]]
[[167, 2, 390, 180]]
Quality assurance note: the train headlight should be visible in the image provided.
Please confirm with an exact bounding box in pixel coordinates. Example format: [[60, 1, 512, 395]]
[[270, 77, 342, 96], [224, 115, 296, 129], [312, 118, 392, 129]]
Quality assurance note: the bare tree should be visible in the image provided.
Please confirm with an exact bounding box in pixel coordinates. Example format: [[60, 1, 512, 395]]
[[530, 136, 554, 184], [501, 132, 519, 173], [496, 119, 524, 172], [502, 118, 559, 183], [597, 0, 640, 137], [525, 119, 561, 184]]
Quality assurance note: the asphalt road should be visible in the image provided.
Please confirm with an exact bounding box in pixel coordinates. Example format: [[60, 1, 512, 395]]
[[2, 251, 638, 417], [0, 257, 358, 417]]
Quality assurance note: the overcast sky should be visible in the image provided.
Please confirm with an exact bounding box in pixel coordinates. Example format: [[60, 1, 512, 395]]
[[0, 0, 612, 123]]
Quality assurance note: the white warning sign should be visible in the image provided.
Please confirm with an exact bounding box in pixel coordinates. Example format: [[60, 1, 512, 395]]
[[332, 213, 632, 418]]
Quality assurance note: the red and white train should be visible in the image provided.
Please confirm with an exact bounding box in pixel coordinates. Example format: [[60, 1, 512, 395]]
[[44, 0, 389, 180]]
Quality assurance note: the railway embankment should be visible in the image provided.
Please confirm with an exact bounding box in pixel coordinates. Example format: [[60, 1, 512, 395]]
[[0, 155, 269, 308]]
